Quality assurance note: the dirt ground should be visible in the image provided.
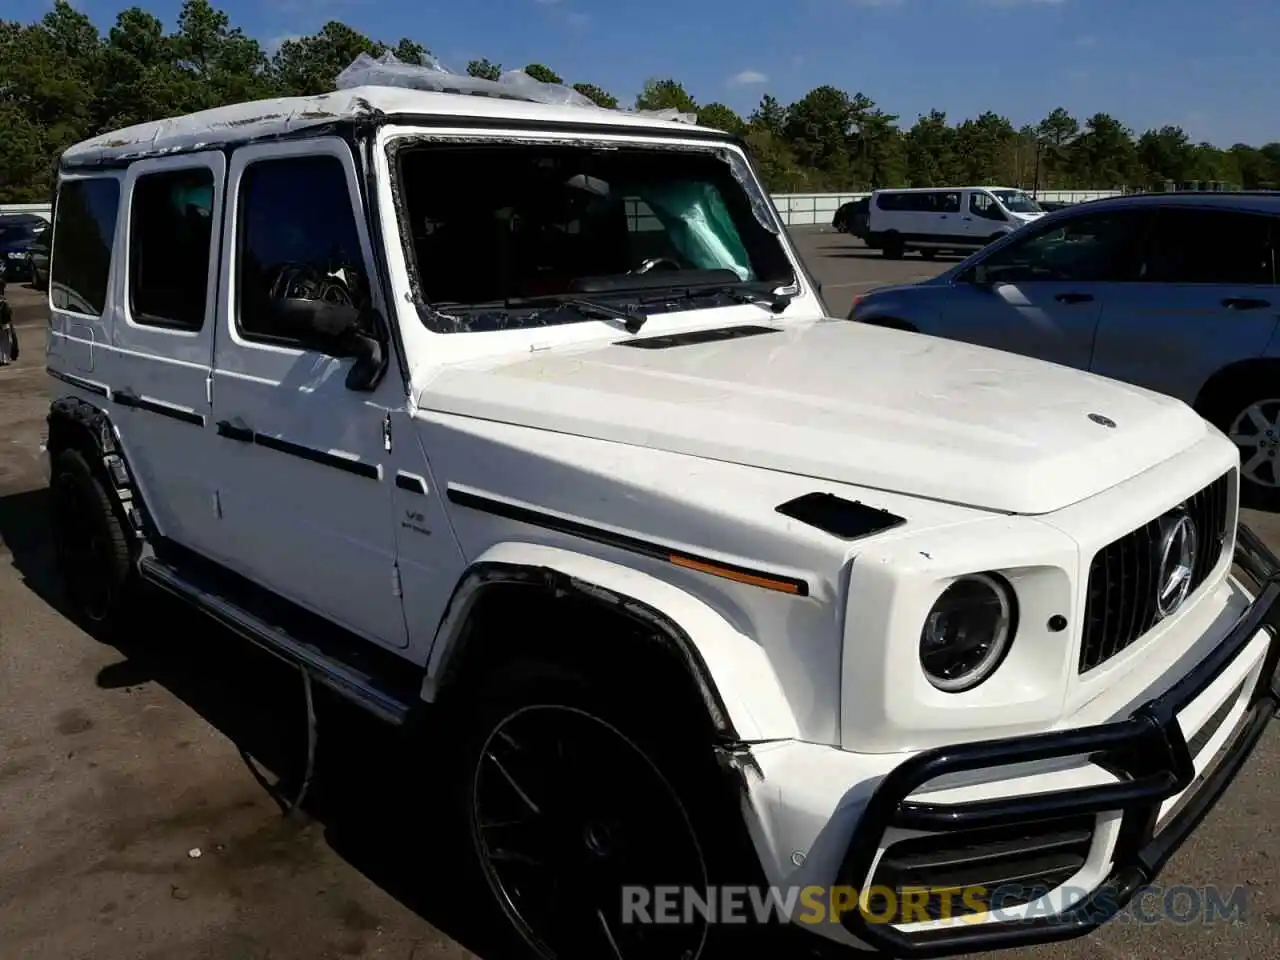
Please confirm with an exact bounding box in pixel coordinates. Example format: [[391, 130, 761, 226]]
[[1, 238, 1277, 960]]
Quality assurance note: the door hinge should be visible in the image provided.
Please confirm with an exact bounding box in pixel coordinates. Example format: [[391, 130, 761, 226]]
[[391, 562, 402, 598], [382, 411, 392, 452]]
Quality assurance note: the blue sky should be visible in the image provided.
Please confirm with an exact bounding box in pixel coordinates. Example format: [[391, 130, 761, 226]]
[[17, 0, 1279, 146]]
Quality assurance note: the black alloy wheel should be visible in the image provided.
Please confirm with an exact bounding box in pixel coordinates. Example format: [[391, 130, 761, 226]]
[[470, 703, 711, 960]]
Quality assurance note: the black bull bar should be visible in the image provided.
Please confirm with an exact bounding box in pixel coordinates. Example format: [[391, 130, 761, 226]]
[[835, 523, 1280, 956]]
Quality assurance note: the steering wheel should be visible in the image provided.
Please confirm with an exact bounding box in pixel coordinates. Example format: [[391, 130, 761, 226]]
[[268, 262, 355, 307], [629, 256, 682, 275]]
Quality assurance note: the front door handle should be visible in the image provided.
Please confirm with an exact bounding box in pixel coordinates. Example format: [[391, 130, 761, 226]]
[[215, 417, 254, 443], [1222, 297, 1270, 310], [1055, 292, 1094, 305]]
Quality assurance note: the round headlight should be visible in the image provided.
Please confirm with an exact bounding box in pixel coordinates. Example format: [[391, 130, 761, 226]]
[[919, 573, 1016, 693]]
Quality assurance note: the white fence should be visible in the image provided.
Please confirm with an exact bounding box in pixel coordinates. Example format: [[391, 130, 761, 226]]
[[770, 190, 1123, 226], [1, 189, 1123, 230]]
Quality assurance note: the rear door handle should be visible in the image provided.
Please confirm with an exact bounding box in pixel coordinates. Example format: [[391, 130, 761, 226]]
[[216, 418, 254, 443], [1222, 297, 1270, 310], [1054, 292, 1094, 304]]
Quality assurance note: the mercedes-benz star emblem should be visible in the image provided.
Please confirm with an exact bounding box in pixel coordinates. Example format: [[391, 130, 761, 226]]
[[1089, 413, 1117, 428], [1155, 511, 1199, 618]]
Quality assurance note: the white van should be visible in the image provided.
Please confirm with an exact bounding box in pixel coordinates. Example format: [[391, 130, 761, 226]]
[[866, 186, 1045, 259]]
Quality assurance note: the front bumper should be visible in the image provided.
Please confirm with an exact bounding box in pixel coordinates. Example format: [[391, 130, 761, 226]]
[[834, 523, 1280, 956]]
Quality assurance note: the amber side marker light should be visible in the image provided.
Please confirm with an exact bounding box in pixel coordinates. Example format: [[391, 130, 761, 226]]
[[669, 553, 807, 595]]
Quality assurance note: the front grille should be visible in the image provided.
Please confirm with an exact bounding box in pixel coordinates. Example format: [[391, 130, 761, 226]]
[[866, 815, 1095, 922], [1078, 471, 1233, 674]]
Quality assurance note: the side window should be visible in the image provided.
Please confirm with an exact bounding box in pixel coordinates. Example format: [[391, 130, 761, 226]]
[[1139, 209, 1274, 286], [130, 168, 215, 330], [50, 178, 120, 317], [970, 193, 1002, 219], [939, 192, 961, 214], [978, 210, 1154, 284], [236, 154, 368, 346]]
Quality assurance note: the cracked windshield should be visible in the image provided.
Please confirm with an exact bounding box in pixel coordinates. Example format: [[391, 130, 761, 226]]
[[392, 142, 796, 331]]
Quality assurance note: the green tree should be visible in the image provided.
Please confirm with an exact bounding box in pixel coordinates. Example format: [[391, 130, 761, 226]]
[[904, 110, 956, 187], [572, 82, 617, 108], [273, 21, 378, 96], [466, 58, 501, 81], [1034, 107, 1079, 189], [748, 94, 787, 139], [523, 63, 562, 85], [1136, 125, 1194, 187], [1068, 113, 1138, 188], [696, 102, 745, 135], [636, 78, 697, 114]]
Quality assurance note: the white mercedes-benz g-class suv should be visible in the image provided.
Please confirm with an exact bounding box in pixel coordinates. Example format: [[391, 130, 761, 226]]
[[42, 59, 1279, 960]]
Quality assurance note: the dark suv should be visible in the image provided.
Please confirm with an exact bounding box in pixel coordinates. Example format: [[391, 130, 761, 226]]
[[848, 192, 1280, 508], [831, 197, 870, 240], [0, 214, 49, 284]]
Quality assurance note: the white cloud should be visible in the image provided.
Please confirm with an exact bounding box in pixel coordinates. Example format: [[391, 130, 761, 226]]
[[728, 69, 768, 87]]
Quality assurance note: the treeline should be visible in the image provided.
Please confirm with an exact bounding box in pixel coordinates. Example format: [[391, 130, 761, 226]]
[[3, 0, 1279, 203]]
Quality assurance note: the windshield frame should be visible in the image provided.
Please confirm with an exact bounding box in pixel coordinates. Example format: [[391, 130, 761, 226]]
[[379, 128, 805, 335], [991, 189, 1044, 215]]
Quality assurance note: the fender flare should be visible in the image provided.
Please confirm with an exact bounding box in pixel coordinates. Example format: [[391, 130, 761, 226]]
[[46, 394, 149, 542], [422, 542, 802, 744]]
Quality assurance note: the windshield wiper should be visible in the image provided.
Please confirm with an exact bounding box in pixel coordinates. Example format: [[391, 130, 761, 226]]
[[637, 282, 793, 314], [551, 297, 648, 334], [503, 295, 648, 333], [429, 294, 649, 333]]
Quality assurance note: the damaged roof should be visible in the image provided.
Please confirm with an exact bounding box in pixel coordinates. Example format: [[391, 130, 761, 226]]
[[60, 83, 727, 170]]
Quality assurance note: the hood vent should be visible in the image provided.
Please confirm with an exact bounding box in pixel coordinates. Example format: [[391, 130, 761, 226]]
[[615, 325, 782, 350], [776, 492, 906, 540]]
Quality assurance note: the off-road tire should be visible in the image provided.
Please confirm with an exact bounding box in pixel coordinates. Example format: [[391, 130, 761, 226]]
[[49, 447, 138, 636]]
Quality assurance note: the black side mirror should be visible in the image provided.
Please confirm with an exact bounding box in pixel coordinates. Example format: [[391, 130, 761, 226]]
[[266, 298, 386, 391]]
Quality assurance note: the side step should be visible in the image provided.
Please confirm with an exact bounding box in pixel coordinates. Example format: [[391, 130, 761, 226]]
[[140, 555, 417, 726]]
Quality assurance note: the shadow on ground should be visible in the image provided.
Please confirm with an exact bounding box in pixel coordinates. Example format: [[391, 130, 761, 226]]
[[0, 485, 512, 960]]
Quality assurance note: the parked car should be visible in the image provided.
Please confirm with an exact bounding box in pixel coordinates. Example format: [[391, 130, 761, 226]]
[[26, 222, 51, 290], [0, 213, 49, 284], [44, 72, 1279, 960], [848, 192, 1280, 508], [0, 270, 16, 364], [866, 186, 1045, 259], [831, 196, 869, 239]]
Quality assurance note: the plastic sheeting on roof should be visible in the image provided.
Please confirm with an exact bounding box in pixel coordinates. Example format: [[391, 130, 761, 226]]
[[336, 52, 699, 125]]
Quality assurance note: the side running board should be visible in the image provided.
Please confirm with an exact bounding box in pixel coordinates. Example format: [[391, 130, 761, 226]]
[[139, 556, 414, 726]]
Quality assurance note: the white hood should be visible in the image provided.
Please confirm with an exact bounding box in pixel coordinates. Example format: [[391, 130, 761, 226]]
[[421, 318, 1210, 515]]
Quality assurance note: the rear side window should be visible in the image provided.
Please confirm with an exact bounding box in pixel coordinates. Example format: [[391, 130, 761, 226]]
[[1140, 209, 1275, 286], [50, 178, 120, 317], [130, 168, 216, 330]]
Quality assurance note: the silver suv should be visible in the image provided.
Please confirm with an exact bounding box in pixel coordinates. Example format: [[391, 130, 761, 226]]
[[848, 193, 1280, 507]]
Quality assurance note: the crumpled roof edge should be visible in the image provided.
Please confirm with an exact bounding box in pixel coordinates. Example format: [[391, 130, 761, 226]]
[[336, 51, 699, 125]]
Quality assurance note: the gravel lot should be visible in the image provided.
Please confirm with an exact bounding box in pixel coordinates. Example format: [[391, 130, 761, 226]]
[[1, 232, 1276, 960]]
